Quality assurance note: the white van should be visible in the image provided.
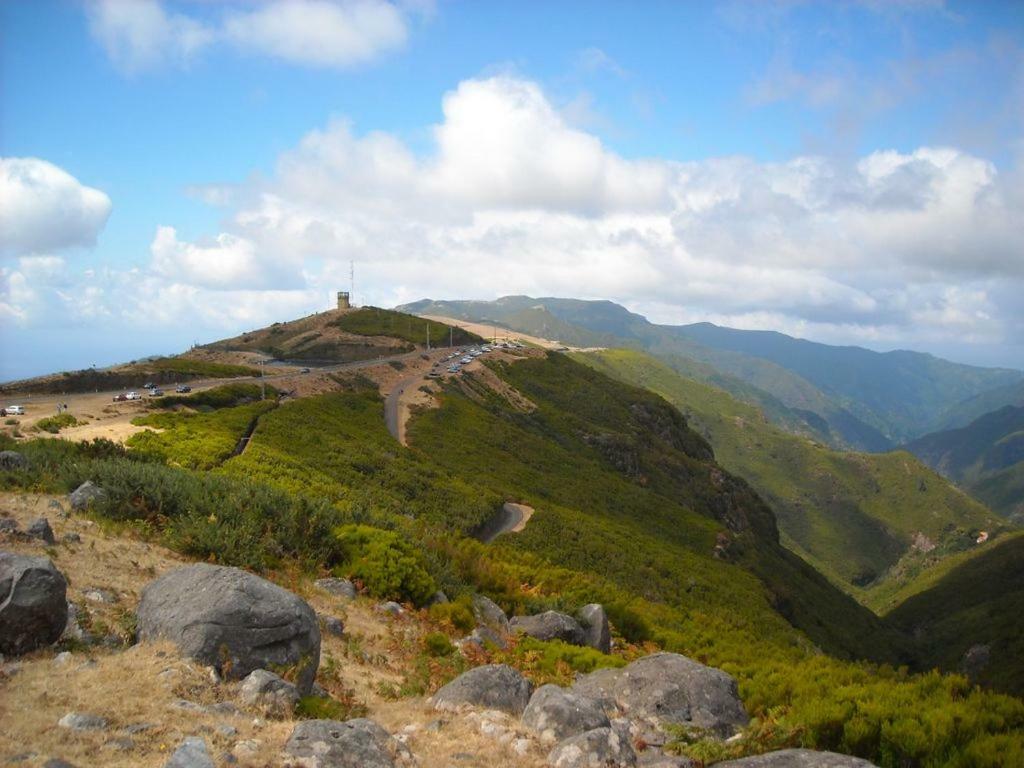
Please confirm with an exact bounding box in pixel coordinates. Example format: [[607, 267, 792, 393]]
[[4, 405, 25, 416]]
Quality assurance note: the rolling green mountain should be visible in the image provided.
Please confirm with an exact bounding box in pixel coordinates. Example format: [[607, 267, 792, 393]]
[[400, 296, 1023, 447], [905, 405, 1024, 523], [886, 533, 1024, 697], [576, 348, 1006, 612], [931, 379, 1024, 433]]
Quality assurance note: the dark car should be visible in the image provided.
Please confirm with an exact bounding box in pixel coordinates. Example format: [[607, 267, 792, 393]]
[[149, 389, 164, 397], [143, 382, 156, 389], [300, 367, 311, 374], [112, 393, 128, 402], [175, 385, 192, 393]]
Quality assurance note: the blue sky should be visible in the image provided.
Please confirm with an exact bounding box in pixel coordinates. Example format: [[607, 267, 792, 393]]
[[2, 0, 1023, 380]]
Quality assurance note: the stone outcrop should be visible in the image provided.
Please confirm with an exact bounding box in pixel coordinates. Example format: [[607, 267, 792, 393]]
[[239, 669, 300, 717], [283, 718, 398, 768], [547, 726, 637, 768], [510, 611, 585, 646], [137, 563, 320, 693], [472, 594, 510, 634], [431, 664, 533, 716], [714, 749, 879, 767], [572, 652, 748, 736], [0, 552, 68, 655], [522, 684, 610, 744], [577, 604, 611, 653], [69, 481, 106, 511]]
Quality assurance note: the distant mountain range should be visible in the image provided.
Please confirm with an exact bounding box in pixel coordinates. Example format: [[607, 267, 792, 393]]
[[400, 296, 1023, 448], [905, 405, 1024, 524]]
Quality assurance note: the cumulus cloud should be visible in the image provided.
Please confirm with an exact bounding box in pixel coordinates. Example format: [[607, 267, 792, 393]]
[[87, 0, 213, 73], [86, 0, 415, 73], [0, 158, 113, 256], [224, 0, 407, 68], [7, 75, 1023, 370]]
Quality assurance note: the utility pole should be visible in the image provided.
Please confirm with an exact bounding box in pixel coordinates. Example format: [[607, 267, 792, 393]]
[[350, 261, 355, 306]]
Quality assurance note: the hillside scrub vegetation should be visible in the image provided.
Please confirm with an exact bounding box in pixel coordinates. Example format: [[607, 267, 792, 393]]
[[328, 306, 481, 347], [3, 350, 1024, 765]]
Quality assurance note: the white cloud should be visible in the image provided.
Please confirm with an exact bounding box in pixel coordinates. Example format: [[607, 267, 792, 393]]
[[86, 0, 414, 73], [7, 75, 1023, 370], [225, 0, 407, 68], [87, 0, 213, 73], [0, 158, 112, 256]]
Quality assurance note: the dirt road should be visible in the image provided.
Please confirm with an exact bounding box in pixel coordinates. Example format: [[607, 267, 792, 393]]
[[473, 502, 536, 543]]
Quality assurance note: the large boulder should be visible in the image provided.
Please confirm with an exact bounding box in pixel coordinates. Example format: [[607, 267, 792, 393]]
[[0, 552, 68, 655], [713, 750, 879, 767], [431, 664, 533, 716], [522, 684, 609, 744], [572, 652, 748, 736], [69, 481, 106, 511], [0, 451, 28, 471], [548, 726, 637, 768], [163, 737, 215, 768], [283, 718, 397, 768], [315, 578, 357, 599], [472, 594, 510, 634], [510, 611, 585, 646], [577, 604, 611, 654], [137, 563, 320, 693]]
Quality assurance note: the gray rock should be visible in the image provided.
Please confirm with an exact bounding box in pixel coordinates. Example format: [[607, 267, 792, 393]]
[[137, 563, 320, 694], [470, 624, 508, 650], [57, 712, 108, 731], [472, 594, 509, 634], [61, 532, 81, 544], [315, 578, 357, 599], [69, 481, 106, 511], [0, 451, 28, 471], [548, 726, 637, 768], [638, 757, 696, 767], [961, 643, 991, 682], [377, 601, 403, 615], [83, 587, 118, 604], [432, 664, 533, 716], [62, 601, 86, 643], [0, 518, 18, 534], [522, 684, 610, 744], [284, 718, 397, 768], [713, 749, 879, 767], [429, 590, 449, 605], [510, 611, 585, 646], [571, 652, 748, 737], [577, 604, 612, 654], [26, 518, 55, 545], [43, 760, 78, 768], [323, 616, 345, 637], [0, 552, 68, 655], [239, 669, 300, 716], [164, 737, 215, 768]]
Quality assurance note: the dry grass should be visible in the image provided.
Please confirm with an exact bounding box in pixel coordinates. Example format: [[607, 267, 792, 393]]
[[0, 493, 549, 767]]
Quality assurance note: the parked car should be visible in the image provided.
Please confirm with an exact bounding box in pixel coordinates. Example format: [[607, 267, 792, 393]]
[[2, 405, 25, 416], [149, 389, 164, 397], [125, 391, 142, 400], [461, 357, 472, 364], [113, 393, 128, 402], [175, 385, 192, 393], [143, 382, 156, 389], [300, 367, 311, 374]]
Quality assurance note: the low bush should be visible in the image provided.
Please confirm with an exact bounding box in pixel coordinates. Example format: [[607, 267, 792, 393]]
[[422, 632, 456, 657], [428, 597, 476, 633], [335, 524, 437, 606], [34, 413, 80, 433]]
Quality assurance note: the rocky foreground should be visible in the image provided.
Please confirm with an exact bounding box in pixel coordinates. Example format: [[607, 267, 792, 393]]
[[1, 483, 876, 768]]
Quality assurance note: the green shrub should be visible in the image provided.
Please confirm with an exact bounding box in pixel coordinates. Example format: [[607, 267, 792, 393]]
[[423, 632, 455, 657], [335, 524, 436, 606], [428, 598, 476, 633], [496, 637, 626, 686], [34, 414, 80, 433], [295, 695, 366, 721]]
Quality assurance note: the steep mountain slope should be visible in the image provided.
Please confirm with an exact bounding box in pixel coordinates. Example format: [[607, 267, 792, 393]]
[[577, 349, 1005, 611], [886, 533, 1024, 697], [401, 297, 1023, 446], [932, 378, 1024, 432], [905, 405, 1024, 522]]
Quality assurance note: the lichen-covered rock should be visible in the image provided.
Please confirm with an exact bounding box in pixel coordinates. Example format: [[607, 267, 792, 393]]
[[69, 481, 106, 511], [547, 726, 637, 768], [137, 563, 320, 693], [239, 669, 300, 717], [283, 718, 397, 768], [57, 713, 108, 731], [163, 736, 215, 768], [510, 611, 585, 646], [577, 604, 611, 654], [315, 578, 357, 599], [713, 749, 879, 767], [572, 652, 748, 736], [431, 664, 533, 716], [0, 451, 28, 471], [0, 552, 68, 655], [26, 518, 55, 544], [523, 684, 609, 744], [472, 594, 510, 634]]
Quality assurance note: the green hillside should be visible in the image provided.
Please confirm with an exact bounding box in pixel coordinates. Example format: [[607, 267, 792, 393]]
[[576, 349, 1006, 611], [905, 405, 1024, 522], [886, 533, 1024, 697], [401, 296, 1022, 446], [932, 379, 1024, 432]]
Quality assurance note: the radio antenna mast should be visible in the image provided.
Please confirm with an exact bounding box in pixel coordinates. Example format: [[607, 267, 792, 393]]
[[350, 261, 355, 306]]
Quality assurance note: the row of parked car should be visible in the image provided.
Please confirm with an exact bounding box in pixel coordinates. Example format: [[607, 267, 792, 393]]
[[430, 340, 525, 377], [113, 383, 192, 402]]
